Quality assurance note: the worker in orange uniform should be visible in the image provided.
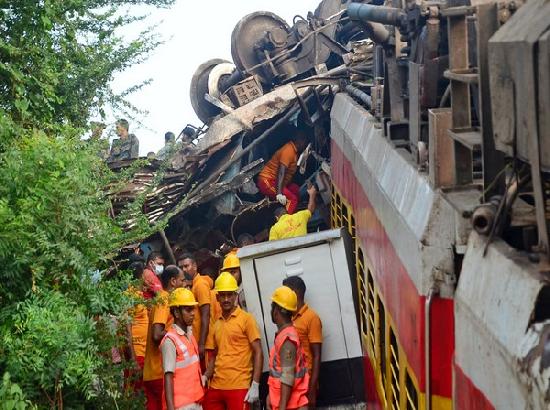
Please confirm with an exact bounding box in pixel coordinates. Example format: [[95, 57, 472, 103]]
[[267, 286, 310, 410], [203, 272, 263, 410], [221, 254, 246, 309], [269, 184, 317, 241], [143, 266, 185, 410], [126, 261, 149, 391], [160, 288, 205, 410], [180, 254, 211, 362], [282, 276, 322, 409], [257, 133, 309, 214]]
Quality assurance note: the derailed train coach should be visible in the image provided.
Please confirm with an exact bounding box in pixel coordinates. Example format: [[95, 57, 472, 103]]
[[112, 0, 550, 408]]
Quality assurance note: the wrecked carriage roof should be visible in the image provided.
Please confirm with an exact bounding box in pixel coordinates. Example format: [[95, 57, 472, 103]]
[[109, 84, 308, 229]]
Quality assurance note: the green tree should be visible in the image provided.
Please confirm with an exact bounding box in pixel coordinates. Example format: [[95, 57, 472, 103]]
[[0, 0, 174, 407]]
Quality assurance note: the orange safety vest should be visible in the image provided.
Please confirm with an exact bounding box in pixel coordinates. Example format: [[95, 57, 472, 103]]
[[268, 325, 310, 410], [160, 328, 204, 409]]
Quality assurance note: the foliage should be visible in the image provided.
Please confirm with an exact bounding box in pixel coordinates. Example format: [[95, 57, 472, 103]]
[[0, 0, 173, 132], [0, 0, 174, 407], [0, 373, 36, 410]]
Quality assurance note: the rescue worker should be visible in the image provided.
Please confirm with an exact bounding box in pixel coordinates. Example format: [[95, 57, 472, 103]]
[[203, 272, 263, 410], [282, 276, 322, 409], [108, 118, 139, 162], [143, 266, 185, 410], [221, 254, 245, 309], [126, 261, 148, 391], [269, 184, 317, 241], [160, 288, 204, 410], [157, 131, 176, 161], [143, 251, 164, 299], [267, 286, 310, 410], [257, 132, 309, 214], [180, 254, 211, 360]]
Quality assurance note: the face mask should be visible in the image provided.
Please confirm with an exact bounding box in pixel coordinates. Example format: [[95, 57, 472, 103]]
[[154, 264, 164, 275]]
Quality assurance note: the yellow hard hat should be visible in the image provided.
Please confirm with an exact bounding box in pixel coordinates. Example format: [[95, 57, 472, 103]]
[[271, 286, 298, 312], [222, 253, 240, 270], [215, 271, 239, 292], [169, 288, 198, 307]]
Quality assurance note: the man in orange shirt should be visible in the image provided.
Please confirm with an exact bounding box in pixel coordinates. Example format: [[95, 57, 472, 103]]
[[282, 276, 322, 409], [160, 288, 204, 410], [257, 133, 309, 214], [180, 254, 211, 360], [204, 273, 263, 410], [142, 265, 185, 410], [126, 260, 148, 391]]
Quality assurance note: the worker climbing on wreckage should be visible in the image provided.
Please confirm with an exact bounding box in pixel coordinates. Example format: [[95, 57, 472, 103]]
[[257, 131, 309, 214], [267, 286, 310, 410], [269, 183, 317, 241], [160, 288, 205, 410]]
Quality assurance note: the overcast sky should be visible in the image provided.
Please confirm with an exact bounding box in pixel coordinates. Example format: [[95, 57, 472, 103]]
[[110, 0, 322, 155]]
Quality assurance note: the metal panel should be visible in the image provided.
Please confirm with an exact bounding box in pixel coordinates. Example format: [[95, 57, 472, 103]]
[[454, 232, 549, 409], [428, 108, 454, 188], [239, 230, 362, 371], [539, 30, 550, 167], [476, 3, 504, 199], [489, 0, 550, 168]]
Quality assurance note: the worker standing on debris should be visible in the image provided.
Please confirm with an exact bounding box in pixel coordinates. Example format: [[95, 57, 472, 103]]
[[267, 286, 310, 410], [203, 272, 263, 410], [180, 254, 211, 361], [221, 254, 246, 309], [282, 276, 322, 409], [108, 118, 139, 162], [143, 266, 185, 410], [157, 131, 176, 161], [160, 288, 205, 410], [269, 184, 317, 241], [257, 132, 309, 214], [143, 251, 164, 299]]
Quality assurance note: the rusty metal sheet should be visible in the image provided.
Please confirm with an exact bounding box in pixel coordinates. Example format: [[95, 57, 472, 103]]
[[428, 108, 454, 188], [196, 84, 308, 152]]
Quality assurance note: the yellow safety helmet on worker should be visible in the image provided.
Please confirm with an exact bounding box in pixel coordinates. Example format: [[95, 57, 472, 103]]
[[169, 288, 198, 307], [271, 286, 298, 312], [222, 253, 240, 269], [215, 271, 239, 292]]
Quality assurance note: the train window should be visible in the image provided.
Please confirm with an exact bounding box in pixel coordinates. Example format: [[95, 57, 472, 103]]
[[389, 328, 401, 410], [405, 370, 419, 410], [356, 248, 368, 346], [377, 295, 387, 403], [367, 269, 375, 357]]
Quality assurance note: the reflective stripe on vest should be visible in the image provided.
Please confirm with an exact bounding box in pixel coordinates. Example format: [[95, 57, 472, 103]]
[[160, 329, 204, 409], [268, 325, 310, 410]]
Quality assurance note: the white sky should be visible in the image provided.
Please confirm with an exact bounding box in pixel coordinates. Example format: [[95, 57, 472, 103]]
[[111, 0, 322, 155]]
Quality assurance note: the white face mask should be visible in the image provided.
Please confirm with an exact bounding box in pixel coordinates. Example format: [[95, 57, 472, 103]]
[[154, 264, 164, 275]]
